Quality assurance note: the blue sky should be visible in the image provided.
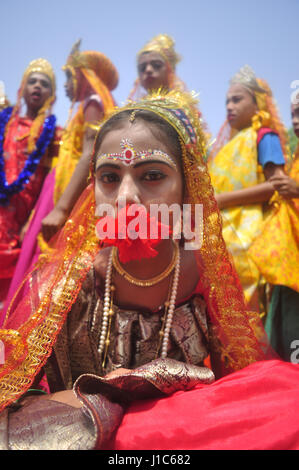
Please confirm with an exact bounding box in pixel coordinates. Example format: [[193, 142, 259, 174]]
[[1, 0, 298, 137]]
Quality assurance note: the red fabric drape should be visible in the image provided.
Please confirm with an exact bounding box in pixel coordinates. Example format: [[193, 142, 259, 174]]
[[110, 360, 299, 450]]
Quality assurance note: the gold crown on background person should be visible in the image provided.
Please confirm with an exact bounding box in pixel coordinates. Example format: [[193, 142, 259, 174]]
[[230, 65, 266, 95], [23, 58, 56, 92], [63, 39, 118, 91], [138, 34, 181, 69]]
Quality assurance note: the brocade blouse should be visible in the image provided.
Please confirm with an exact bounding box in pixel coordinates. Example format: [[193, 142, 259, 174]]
[[45, 268, 210, 392]]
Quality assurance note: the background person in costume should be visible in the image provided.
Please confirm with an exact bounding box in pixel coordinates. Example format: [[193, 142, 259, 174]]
[[41, 39, 118, 241], [0, 59, 60, 313], [129, 33, 210, 152], [2, 42, 118, 324], [208, 65, 289, 314], [249, 96, 299, 361], [128, 33, 185, 101], [2, 91, 299, 451]]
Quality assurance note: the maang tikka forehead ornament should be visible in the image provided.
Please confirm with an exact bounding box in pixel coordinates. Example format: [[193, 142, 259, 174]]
[[96, 138, 178, 170]]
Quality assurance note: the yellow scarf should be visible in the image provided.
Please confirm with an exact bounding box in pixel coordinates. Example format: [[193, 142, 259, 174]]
[[249, 149, 299, 292], [208, 126, 265, 311]]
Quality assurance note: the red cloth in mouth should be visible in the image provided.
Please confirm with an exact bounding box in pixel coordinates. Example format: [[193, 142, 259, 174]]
[[96, 204, 172, 263]]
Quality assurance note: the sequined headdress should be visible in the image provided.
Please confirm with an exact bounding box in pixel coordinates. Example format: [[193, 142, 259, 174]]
[[230, 65, 266, 96], [0, 89, 273, 412]]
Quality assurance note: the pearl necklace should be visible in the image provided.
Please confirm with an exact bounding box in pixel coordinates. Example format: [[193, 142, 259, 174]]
[[98, 244, 181, 366]]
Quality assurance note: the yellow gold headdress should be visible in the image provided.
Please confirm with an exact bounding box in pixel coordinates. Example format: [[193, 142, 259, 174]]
[[231, 65, 265, 93], [62, 39, 118, 118], [104, 89, 206, 155], [22, 59, 56, 152], [22, 58, 56, 94], [63, 39, 118, 92], [128, 34, 185, 101], [138, 34, 181, 69], [230, 65, 269, 111]]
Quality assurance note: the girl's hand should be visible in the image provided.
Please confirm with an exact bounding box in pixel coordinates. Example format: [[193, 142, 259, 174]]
[[269, 175, 299, 198]]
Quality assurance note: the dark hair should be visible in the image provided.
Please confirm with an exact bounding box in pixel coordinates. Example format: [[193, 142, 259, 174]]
[[92, 109, 182, 171]]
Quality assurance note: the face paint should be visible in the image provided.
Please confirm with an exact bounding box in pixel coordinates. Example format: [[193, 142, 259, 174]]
[[96, 138, 178, 171]]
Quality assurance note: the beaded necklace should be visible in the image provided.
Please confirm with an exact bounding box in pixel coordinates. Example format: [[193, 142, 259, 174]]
[[98, 244, 181, 367], [0, 106, 56, 205]]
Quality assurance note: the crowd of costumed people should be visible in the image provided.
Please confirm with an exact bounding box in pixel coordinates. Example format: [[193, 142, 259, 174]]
[[0, 35, 298, 450]]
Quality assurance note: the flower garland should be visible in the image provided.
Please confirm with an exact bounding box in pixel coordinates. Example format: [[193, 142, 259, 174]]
[[0, 107, 56, 205]]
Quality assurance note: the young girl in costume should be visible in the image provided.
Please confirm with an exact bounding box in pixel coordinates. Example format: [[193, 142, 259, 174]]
[[208, 65, 289, 314], [0, 59, 60, 312], [249, 97, 299, 360], [0, 90, 299, 450], [129, 33, 210, 151], [2, 42, 118, 323]]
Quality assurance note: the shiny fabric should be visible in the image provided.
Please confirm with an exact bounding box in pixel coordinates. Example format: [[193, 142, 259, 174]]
[[44, 268, 211, 390], [208, 126, 265, 311], [1, 359, 299, 450], [0, 358, 214, 450], [75, 359, 214, 450], [2, 358, 299, 450], [111, 359, 299, 450], [3, 398, 96, 450]]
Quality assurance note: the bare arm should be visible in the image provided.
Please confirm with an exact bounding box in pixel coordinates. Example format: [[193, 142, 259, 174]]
[[42, 101, 103, 241], [215, 163, 285, 210]]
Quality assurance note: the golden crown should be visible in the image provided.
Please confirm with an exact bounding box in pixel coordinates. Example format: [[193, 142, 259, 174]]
[[138, 34, 181, 68], [230, 65, 266, 94], [23, 58, 56, 92]]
